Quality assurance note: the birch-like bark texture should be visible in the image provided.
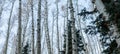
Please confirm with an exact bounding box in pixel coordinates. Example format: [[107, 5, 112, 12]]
[[65, 0, 69, 54], [55, 0, 60, 54], [18, 0, 22, 54], [3, 1, 15, 54], [31, 0, 35, 54], [44, 0, 52, 54], [22, 0, 30, 47], [51, 9, 55, 54], [37, 0, 41, 54], [10, 35, 18, 54], [69, 0, 77, 54]]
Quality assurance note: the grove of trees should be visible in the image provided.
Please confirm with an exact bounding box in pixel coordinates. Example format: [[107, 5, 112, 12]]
[[0, 0, 120, 54]]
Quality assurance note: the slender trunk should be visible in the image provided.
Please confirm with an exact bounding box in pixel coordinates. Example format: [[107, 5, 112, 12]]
[[37, 0, 41, 54], [65, 0, 69, 54], [51, 10, 55, 54], [10, 35, 18, 54], [3, 1, 15, 54], [22, 5, 29, 48], [31, 0, 35, 54], [44, 0, 52, 54], [69, 0, 77, 54], [56, 1, 60, 54], [18, 0, 22, 54]]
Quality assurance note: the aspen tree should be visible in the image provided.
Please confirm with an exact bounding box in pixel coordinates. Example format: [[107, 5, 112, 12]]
[[18, 0, 22, 54], [55, 0, 60, 54], [31, 0, 35, 54], [69, 0, 77, 54], [65, 0, 69, 54], [3, 1, 15, 54], [44, 0, 52, 54], [37, 0, 41, 54]]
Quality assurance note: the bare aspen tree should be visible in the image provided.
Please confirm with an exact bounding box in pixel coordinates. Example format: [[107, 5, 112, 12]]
[[44, 0, 52, 54], [69, 0, 77, 54], [10, 35, 18, 54], [51, 9, 55, 54], [55, 0, 60, 54], [37, 0, 41, 54], [30, 0, 35, 54], [3, 1, 15, 54], [65, 0, 69, 54], [18, 0, 22, 54], [22, 0, 30, 47]]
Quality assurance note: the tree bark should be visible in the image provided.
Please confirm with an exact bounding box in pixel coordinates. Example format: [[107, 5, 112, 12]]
[[37, 0, 41, 54], [65, 0, 69, 54], [55, 0, 60, 54], [44, 0, 52, 54], [18, 0, 22, 54], [22, 1, 30, 48], [69, 0, 77, 54], [31, 0, 35, 54], [51, 9, 55, 54]]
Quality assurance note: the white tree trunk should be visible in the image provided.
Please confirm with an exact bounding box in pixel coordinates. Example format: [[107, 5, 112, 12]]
[[69, 0, 77, 54], [51, 9, 55, 54], [2, 1, 15, 54], [22, 1, 30, 47], [56, 0, 60, 54], [65, 0, 69, 54], [44, 0, 52, 54], [37, 0, 41, 54], [31, 0, 35, 54]]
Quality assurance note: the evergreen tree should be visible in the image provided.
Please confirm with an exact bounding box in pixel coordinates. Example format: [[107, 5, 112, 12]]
[[78, 0, 120, 53]]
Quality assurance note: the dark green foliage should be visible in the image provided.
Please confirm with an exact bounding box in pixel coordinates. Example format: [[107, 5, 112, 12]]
[[101, 0, 111, 4], [78, 0, 120, 53], [93, 14, 110, 36], [112, 46, 120, 54], [104, 0, 120, 35], [78, 6, 118, 54], [78, 8, 97, 16], [109, 40, 118, 54], [22, 42, 29, 54]]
